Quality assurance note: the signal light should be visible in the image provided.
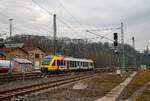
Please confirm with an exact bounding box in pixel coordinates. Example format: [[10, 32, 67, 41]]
[[114, 33, 118, 47], [114, 33, 118, 40], [114, 41, 118, 46]]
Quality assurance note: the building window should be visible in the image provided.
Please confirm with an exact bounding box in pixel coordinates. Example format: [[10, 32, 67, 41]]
[[20, 55, 24, 59], [40, 54, 43, 58], [35, 54, 39, 58], [30, 54, 34, 58]]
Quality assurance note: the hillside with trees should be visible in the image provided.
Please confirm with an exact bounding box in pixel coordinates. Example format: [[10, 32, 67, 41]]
[[7, 34, 150, 68]]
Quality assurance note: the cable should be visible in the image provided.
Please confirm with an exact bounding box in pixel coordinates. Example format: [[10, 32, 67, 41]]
[[89, 27, 120, 31], [86, 30, 114, 42], [32, 0, 79, 34], [32, 0, 119, 42], [0, 12, 10, 19], [55, 0, 87, 30]]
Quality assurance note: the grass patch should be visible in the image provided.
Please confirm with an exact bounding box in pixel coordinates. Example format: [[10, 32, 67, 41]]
[[74, 74, 127, 98], [135, 84, 150, 101], [126, 70, 150, 98]]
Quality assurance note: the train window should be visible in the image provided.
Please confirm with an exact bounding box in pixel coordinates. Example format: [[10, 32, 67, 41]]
[[74, 61, 75, 67], [75, 61, 77, 67], [52, 60, 55, 66], [57, 60, 60, 66], [70, 61, 72, 67], [73, 61, 74, 67], [64, 61, 66, 66], [69, 61, 71, 67], [71, 61, 74, 67], [61, 60, 63, 66], [73, 61, 75, 67]]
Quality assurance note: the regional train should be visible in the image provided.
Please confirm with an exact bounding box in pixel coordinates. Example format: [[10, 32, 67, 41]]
[[40, 56, 94, 73]]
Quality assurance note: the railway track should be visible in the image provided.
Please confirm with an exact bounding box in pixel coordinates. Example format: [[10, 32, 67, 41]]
[[0, 68, 113, 82], [0, 73, 98, 101], [0, 72, 71, 82], [0, 72, 42, 82]]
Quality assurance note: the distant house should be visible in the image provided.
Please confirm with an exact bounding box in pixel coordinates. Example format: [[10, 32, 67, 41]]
[[0, 38, 5, 49], [0, 52, 6, 60], [0, 48, 29, 60], [5, 43, 24, 48], [12, 58, 32, 72], [23, 47, 46, 70]]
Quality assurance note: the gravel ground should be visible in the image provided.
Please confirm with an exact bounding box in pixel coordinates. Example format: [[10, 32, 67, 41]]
[[0, 74, 84, 91], [17, 73, 129, 101]]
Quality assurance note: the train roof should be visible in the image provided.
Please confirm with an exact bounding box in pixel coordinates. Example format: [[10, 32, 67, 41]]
[[65, 57, 92, 62], [44, 55, 93, 62]]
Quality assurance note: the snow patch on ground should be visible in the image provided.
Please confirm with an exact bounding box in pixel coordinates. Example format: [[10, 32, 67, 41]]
[[73, 82, 88, 89]]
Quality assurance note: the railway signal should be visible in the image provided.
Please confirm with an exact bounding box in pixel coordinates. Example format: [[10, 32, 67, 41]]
[[114, 33, 118, 47]]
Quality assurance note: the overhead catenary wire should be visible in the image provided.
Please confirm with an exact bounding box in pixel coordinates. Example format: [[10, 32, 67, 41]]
[[0, 11, 10, 18], [89, 27, 120, 32], [32, 0, 79, 35], [55, 0, 87, 30], [32, 0, 120, 42], [86, 30, 114, 42], [55, 0, 122, 42]]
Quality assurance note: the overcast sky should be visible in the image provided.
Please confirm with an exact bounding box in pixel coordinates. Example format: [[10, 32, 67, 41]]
[[0, 0, 150, 51]]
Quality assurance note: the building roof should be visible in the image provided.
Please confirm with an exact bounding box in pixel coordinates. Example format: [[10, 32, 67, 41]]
[[23, 46, 45, 53], [5, 43, 24, 48], [23, 46, 37, 52], [0, 52, 6, 57], [0, 48, 29, 54], [13, 58, 32, 64]]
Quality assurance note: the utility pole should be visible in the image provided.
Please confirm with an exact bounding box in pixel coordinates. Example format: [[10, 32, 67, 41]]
[[121, 22, 125, 70], [132, 37, 136, 69], [53, 14, 57, 55], [9, 18, 13, 73]]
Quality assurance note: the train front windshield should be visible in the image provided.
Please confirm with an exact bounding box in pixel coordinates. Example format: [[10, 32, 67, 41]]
[[42, 58, 53, 65]]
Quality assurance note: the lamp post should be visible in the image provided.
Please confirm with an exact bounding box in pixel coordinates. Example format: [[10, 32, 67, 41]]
[[9, 18, 13, 73]]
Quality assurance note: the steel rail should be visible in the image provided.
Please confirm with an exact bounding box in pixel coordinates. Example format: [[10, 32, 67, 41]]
[[0, 73, 97, 101]]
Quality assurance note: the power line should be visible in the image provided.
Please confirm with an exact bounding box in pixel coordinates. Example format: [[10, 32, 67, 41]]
[[32, 0, 79, 35], [86, 30, 114, 42], [55, 0, 87, 30], [0, 12, 10, 19], [32, 0, 120, 43], [89, 27, 120, 31]]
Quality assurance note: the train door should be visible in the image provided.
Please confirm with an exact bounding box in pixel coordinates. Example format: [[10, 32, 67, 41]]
[[67, 60, 69, 71], [59, 60, 67, 71], [77, 61, 80, 70]]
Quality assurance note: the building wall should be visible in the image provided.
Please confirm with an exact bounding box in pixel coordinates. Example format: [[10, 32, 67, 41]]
[[5, 48, 29, 60], [27, 48, 45, 70], [0, 54, 6, 60], [26, 64, 32, 72], [13, 61, 21, 72], [12, 61, 32, 72]]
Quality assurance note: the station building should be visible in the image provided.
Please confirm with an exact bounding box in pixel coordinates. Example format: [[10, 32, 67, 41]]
[[23, 47, 46, 70]]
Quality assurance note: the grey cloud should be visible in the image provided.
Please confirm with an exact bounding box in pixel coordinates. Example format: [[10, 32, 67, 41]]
[[0, 0, 150, 51]]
